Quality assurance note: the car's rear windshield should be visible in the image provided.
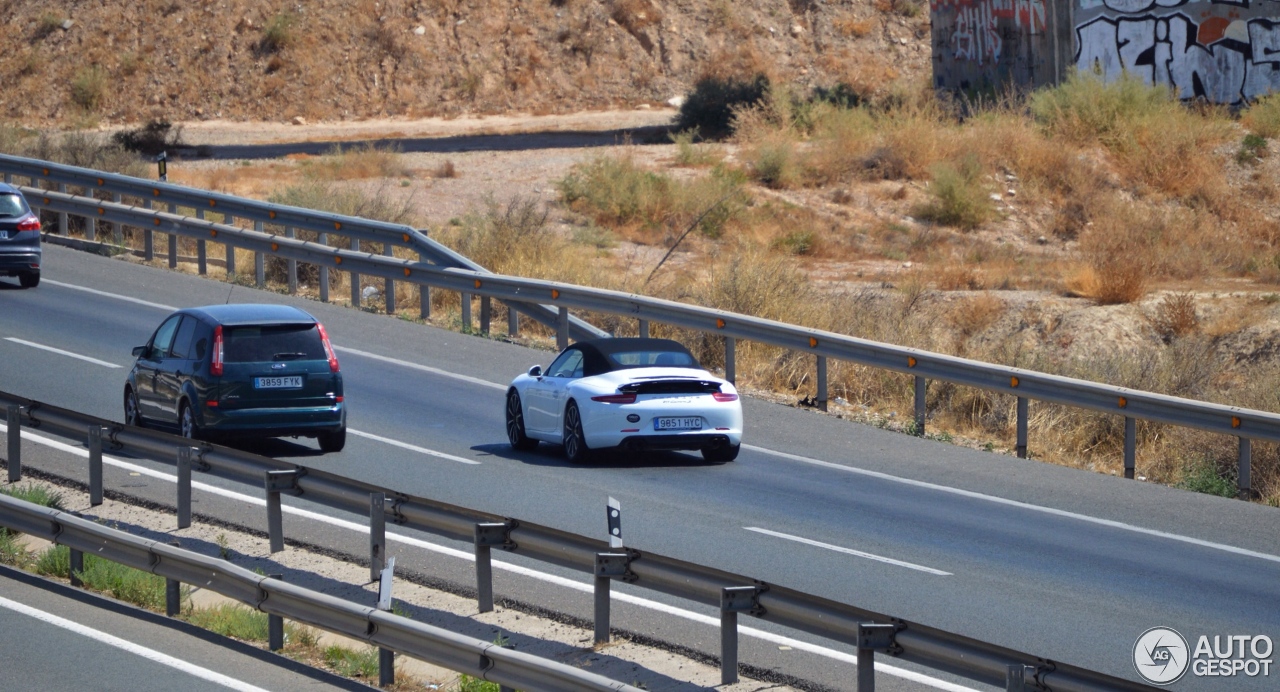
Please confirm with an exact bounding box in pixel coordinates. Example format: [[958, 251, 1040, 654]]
[[224, 324, 325, 363], [0, 194, 28, 218], [607, 350, 697, 369]]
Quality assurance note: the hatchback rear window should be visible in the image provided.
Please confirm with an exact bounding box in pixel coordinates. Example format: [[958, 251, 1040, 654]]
[[0, 194, 28, 218], [224, 324, 325, 363]]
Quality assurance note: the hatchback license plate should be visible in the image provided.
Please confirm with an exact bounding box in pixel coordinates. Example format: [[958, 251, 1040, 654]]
[[654, 416, 702, 431], [0, 231, 7, 240], [255, 376, 303, 389]]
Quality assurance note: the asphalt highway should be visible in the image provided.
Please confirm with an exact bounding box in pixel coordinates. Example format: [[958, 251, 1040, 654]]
[[2, 245, 1278, 691]]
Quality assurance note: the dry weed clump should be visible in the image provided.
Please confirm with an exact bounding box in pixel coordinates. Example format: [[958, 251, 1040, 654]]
[[1242, 92, 1280, 139], [1149, 292, 1199, 342], [913, 155, 996, 230], [302, 144, 411, 181]]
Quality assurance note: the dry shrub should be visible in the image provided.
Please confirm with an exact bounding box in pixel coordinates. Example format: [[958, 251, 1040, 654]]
[[1149, 292, 1199, 342], [303, 143, 410, 181], [933, 264, 986, 290], [914, 154, 995, 230], [610, 0, 662, 32], [435, 196, 596, 283], [802, 105, 878, 184], [746, 133, 801, 189], [1242, 92, 1280, 139], [875, 101, 958, 180], [834, 14, 876, 38], [431, 160, 458, 178], [947, 292, 1007, 338]]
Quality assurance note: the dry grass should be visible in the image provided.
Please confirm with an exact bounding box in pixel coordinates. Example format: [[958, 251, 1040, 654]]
[[302, 144, 411, 181], [1149, 292, 1199, 342]]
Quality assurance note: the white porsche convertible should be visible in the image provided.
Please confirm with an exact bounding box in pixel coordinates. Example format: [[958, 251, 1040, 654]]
[[505, 338, 743, 463]]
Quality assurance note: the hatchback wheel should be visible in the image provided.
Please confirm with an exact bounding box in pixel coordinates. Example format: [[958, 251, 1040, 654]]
[[563, 401, 591, 463], [506, 390, 538, 451], [179, 401, 201, 440], [124, 387, 143, 428], [318, 427, 346, 453]]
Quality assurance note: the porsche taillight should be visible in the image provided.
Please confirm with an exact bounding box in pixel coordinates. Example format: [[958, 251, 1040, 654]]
[[591, 393, 637, 404], [712, 392, 738, 402]]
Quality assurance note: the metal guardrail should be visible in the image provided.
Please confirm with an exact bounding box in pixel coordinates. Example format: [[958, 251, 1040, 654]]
[[0, 154, 606, 341], [14, 183, 1280, 498], [0, 493, 639, 692], [0, 394, 1155, 691]]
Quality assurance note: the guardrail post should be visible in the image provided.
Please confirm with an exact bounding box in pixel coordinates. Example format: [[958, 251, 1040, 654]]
[[224, 214, 236, 279], [725, 337, 736, 384], [638, 318, 649, 339], [268, 573, 284, 651], [913, 376, 926, 436], [474, 522, 514, 613], [254, 221, 265, 288], [112, 193, 123, 245], [480, 297, 491, 335], [167, 202, 178, 269], [143, 200, 154, 261], [1239, 437, 1252, 499], [350, 237, 361, 308], [264, 469, 302, 553], [419, 281, 430, 320], [461, 292, 472, 332], [594, 552, 634, 645], [370, 493, 386, 583], [195, 208, 207, 275], [558, 306, 570, 350], [507, 304, 518, 337], [856, 623, 898, 692], [1124, 417, 1136, 479], [57, 182, 67, 235], [166, 541, 182, 616], [177, 446, 193, 529], [383, 243, 395, 314], [6, 404, 20, 483], [816, 356, 828, 412], [376, 557, 397, 686], [721, 586, 762, 685], [69, 548, 84, 587], [285, 227, 297, 294], [319, 232, 330, 302], [86, 215, 96, 242], [1016, 397, 1029, 459], [88, 425, 103, 506]]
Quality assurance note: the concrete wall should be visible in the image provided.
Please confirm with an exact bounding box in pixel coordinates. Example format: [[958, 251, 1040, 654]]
[[933, 0, 1280, 104]]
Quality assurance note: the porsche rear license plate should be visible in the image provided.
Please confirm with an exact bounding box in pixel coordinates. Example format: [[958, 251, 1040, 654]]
[[255, 376, 303, 389], [654, 416, 702, 431]]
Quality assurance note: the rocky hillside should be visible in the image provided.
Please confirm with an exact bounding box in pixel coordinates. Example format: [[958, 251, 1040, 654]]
[[0, 0, 930, 126]]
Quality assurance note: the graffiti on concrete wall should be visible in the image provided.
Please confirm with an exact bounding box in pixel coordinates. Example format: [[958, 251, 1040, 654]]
[[932, 0, 1048, 64], [1075, 1, 1280, 103]]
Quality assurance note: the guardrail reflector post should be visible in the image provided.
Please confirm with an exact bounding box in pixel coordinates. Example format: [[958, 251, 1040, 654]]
[[725, 337, 736, 384], [350, 237, 361, 308], [383, 243, 395, 314], [558, 306, 570, 351], [319, 233, 330, 303], [6, 404, 20, 483], [914, 376, 926, 436], [143, 200, 155, 261], [461, 292, 472, 333], [638, 318, 649, 339], [177, 447, 194, 529], [507, 303, 518, 337], [264, 469, 302, 553], [594, 552, 634, 645], [480, 296, 491, 334], [475, 522, 514, 613], [268, 573, 284, 651], [370, 493, 386, 583], [57, 182, 67, 236], [195, 208, 207, 275], [817, 356, 828, 412], [69, 548, 84, 587], [254, 221, 265, 288], [856, 623, 897, 692], [168, 202, 178, 269], [1006, 663, 1035, 691], [1239, 437, 1252, 499], [720, 586, 761, 685], [285, 227, 297, 294], [1124, 417, 1136, 479], [224, 215, 236, 279], [87, 215, 96, 242], [1016, 397, 1029, 459], [88, 426, 103, 506]]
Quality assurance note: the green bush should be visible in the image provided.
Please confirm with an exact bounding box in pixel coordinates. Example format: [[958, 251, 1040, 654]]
[[1243, 92, 1280, 139], [1236, 133, 1268, 165], [0, 483, 66, 509], [70, 67, 107, 112], [112, 120, 183, 156], [676, 75, 769, 140], [1178, 458, 1237, 498], [1029, 71, 1177, 145], [914, 155, 995, 230], [0, 529, 26, 567], [323, 645, 379, 678], [260, 13, 297, 53], [751, 137, 799, 189], [33, 544, 69, 577], [558, 155, 671, 225], [78, 553, 186, 611]]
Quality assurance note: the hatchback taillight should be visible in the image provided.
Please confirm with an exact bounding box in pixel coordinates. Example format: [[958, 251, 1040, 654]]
[[210, 325, 224, 376], [712, 392, 739, 402], [591, 393, 637, 404], [317, 322, 339, 373], [16, 215, 39, 232]]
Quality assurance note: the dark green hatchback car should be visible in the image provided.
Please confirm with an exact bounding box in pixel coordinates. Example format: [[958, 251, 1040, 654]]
[[124, 304, 347, 452]]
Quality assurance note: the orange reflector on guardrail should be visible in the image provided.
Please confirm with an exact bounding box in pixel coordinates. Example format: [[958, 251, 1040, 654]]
[[42, 197, 50, 204], [716, 319, 726, 329], [153, 218, 161, 226], [335, 257, 342, 265], [403, 268, 411, 277], [153, 189, 160, 196], [97, 178, 105, 186], [210, 230, 217, 238], [908, 357, 917, 368], [42, 168, 49, 176], [475, 279, 482, 289], [269, 211, 277, 219], [334, 222, 342, 230], [271, 243, 279, 251], [97, 208, 105, 215], [552, 289, 560, 299], [1118, 397, 1127, 408], [1011, 376, 1019, 387], [809, 337, 818, 348], [402, 233, 409, 243], [1233, 416, 1242, 428]]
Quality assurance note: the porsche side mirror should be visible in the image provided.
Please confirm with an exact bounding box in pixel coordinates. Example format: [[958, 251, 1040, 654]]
[[132, 345, 147, 357], [528, 365, 542, 378]]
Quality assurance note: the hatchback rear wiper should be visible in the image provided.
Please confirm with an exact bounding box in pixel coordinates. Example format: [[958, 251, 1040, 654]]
[[272, 352, 309, 361]]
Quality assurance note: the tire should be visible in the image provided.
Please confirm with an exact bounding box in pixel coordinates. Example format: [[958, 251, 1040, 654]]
[[702, 443, 740, 463], [505, 390, 538, 451], [178, 401, 201, 441], [124, 387, 144, 428], [562, 401, 591, 464], [318, 427, 347, 453], [18, 272, 38, 289]]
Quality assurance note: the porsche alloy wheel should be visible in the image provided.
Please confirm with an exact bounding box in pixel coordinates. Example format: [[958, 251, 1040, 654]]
[[563, 401, 590, 463], [506, 390, 538, 451]]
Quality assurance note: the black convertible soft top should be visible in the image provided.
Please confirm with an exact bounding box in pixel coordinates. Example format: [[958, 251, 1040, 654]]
[[568, 338, 700, 377]]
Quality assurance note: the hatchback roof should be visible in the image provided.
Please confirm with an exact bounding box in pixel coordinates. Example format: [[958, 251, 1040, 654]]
[[188, 304, 318, 326], [0, 183, 24, 196]]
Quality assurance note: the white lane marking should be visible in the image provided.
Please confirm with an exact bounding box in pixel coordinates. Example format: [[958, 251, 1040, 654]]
[[0, 595, 270, 692], [2, 423, 972, 691], [744, 444, 1280, 566], [333, 346, 507, 392], [42, 279, 178, 311], [3, 338, 122, 369], [745, 527, 952, 576], [36, 280, 1280, 567], [348, 428, 480, 465]]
